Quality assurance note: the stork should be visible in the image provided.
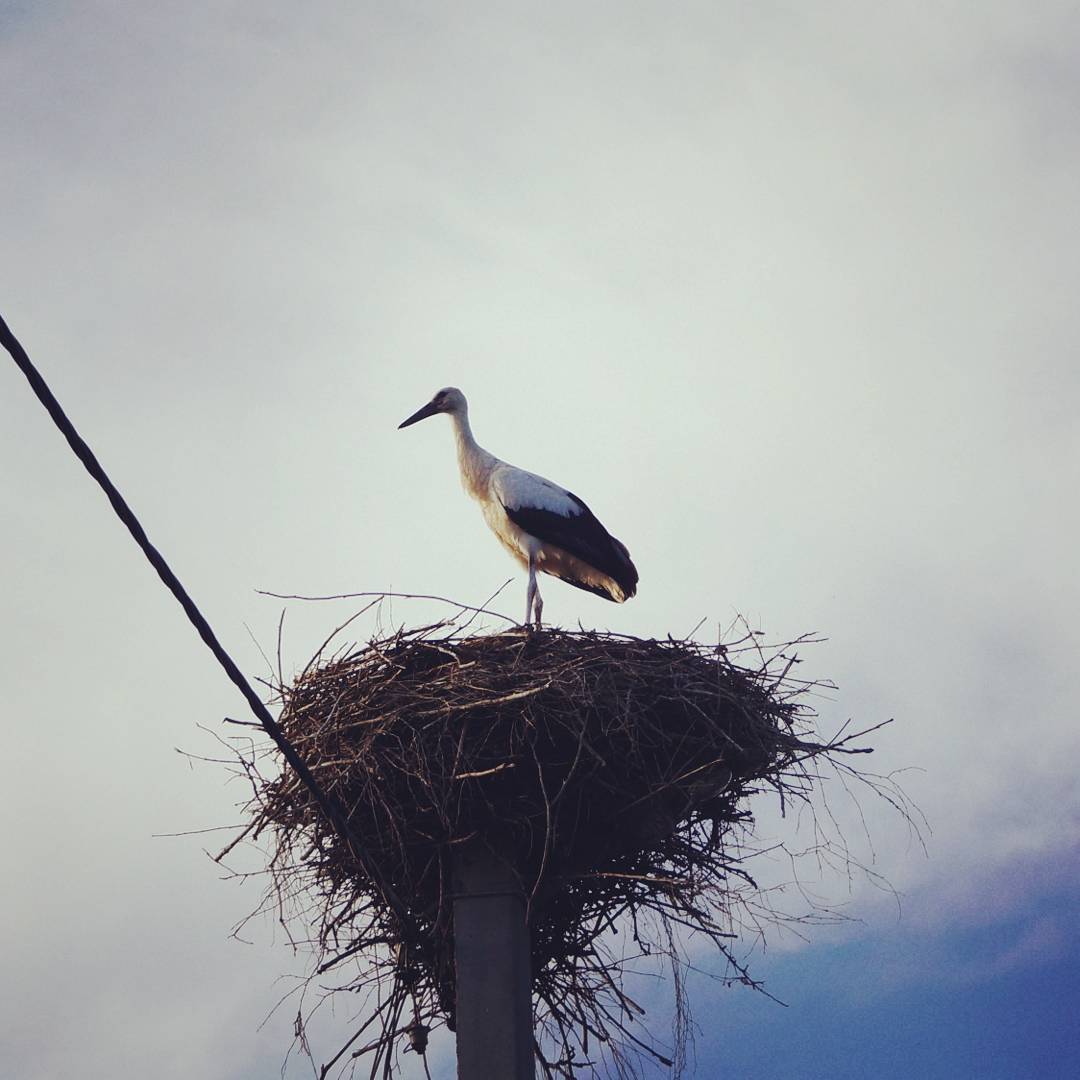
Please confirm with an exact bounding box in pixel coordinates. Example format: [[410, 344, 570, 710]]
[[398, 387, 638, 626]]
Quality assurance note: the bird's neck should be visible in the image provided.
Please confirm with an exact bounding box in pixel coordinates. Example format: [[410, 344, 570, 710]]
[[451, 411, 495, 500]]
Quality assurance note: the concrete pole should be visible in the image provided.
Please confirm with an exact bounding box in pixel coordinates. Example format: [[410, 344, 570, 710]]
[[452, 842, 534, 1079]]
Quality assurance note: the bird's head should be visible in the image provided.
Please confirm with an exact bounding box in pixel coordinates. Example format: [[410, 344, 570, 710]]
[[398, 387, 466, 429]]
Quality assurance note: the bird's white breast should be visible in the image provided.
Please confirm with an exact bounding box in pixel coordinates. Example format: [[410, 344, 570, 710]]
[[480, 497, 532, 568]]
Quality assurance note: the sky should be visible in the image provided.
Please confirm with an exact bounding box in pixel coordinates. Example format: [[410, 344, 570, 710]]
[[2, 2, 1078, 1077]]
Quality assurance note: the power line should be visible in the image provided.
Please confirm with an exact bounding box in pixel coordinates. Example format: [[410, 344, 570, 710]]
[[1, 310, 408, 924]]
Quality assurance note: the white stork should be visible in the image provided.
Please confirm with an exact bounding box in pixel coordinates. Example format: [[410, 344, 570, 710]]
[[398, 387, 638, 626]]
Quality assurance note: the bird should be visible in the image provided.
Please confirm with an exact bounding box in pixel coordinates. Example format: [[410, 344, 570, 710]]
[[398, 387, 638, 626]]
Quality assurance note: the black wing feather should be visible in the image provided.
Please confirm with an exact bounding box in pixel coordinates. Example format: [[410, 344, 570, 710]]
[[504, 492, 638, 601]]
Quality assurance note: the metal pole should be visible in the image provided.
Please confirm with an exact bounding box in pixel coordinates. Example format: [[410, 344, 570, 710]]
[[452, 843, 534, 1079]]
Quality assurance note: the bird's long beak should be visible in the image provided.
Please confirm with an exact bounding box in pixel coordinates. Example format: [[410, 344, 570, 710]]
[[398, 399, 441, 429]]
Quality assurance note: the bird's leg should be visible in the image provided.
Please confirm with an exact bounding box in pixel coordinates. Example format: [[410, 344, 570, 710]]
[[525, 561, 535, 626], [525, 553, 542, 628], [534, 583, 543, 628]]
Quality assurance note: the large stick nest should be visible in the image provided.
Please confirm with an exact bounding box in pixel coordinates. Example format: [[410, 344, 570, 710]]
[[234, 619, 890, 1078]]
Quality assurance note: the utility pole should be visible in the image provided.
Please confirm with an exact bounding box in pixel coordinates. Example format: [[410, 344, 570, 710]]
[[452, 842, 534, 1079]]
